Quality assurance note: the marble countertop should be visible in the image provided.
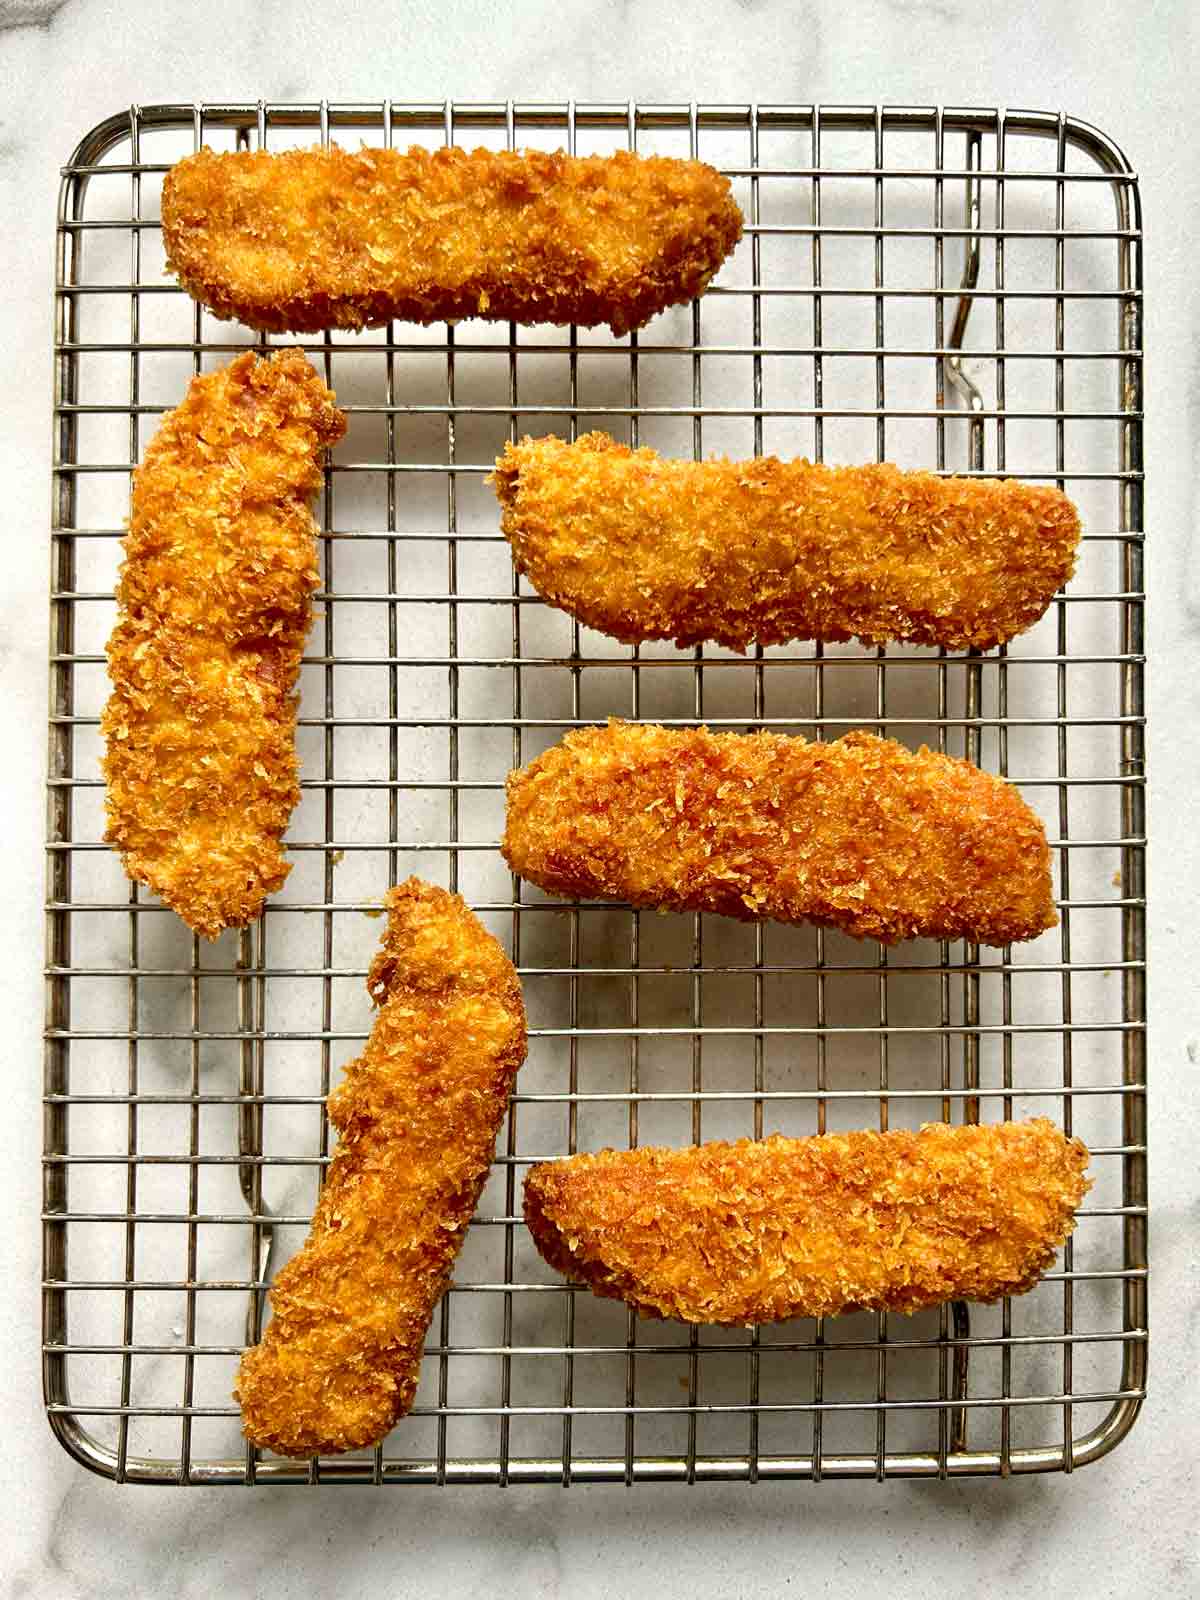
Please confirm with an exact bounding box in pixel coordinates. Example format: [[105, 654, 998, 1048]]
[[4, 1, 1198, 1594]]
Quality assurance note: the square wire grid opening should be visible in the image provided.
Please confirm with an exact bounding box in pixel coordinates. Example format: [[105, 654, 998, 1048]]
[[46, 102, 1146, 1486]]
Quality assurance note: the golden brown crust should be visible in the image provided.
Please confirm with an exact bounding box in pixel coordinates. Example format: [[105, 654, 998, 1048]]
[[524, 1121, 1090, 1325], [502, 720, 1057, 947], [162, 145, 744, 336], [235, 879, 527, 1457], [100, 351, 345, 939], [493, 432, 1081, 652]]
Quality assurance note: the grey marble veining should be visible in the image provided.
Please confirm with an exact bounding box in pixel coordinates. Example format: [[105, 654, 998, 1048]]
[[3, 1, 1199, 1596], [0, 1, 71, 31]]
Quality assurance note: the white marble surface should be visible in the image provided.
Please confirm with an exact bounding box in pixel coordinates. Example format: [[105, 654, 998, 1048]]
[[3, 1, 1199, 1594]]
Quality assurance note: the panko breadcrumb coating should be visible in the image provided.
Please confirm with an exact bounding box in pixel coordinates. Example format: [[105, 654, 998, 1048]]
[[236, 880, 527, 1457], [524, 1120, 1090, 1325], [162, 145, 743, 337], [493, 432, 1081, 652], [502, 720, 1056, 946], [101, 351, 345, 939]]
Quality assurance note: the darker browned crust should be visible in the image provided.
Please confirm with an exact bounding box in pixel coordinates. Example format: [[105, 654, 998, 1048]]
[[524, 1121, 1091, 1325], [502, 720, 1057, 947], [234, 880, 527, 1457], [493, 432, 1081, 652], [101, 350, 345, 938], [162, 145, 744, 336]]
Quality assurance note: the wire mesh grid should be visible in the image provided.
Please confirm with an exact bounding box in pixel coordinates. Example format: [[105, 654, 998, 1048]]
[[45, 102, 1146, 1485]]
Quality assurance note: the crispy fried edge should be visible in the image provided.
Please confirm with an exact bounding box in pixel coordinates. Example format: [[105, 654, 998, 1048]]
[[524, 1121, 1091, 1325], [161, 144, 744, 335], [100, 350, 345, 938], [501, 720, 1058, 947], [233, 879, 527, 1456], [492, 431, 1081, 651]]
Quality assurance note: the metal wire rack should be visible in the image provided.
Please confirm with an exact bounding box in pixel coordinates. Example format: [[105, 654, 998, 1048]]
[[45, 102, 1146, 1485]]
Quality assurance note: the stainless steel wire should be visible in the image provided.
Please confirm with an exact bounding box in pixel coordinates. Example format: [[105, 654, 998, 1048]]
[[45, 101, 1146, 1486]]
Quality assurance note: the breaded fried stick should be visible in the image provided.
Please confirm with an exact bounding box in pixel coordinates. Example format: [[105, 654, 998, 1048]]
[[101, 351, 345, 939], [162, 145, 743, 337], [493, 433, 1081, 652], [524, 1120, 1090, 1325], [236, 880, 527, 1457], [502, 720, 1056, 946]]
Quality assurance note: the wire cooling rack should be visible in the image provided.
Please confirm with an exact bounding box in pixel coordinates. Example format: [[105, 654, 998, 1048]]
[[46, 102, 1146, 1485]]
